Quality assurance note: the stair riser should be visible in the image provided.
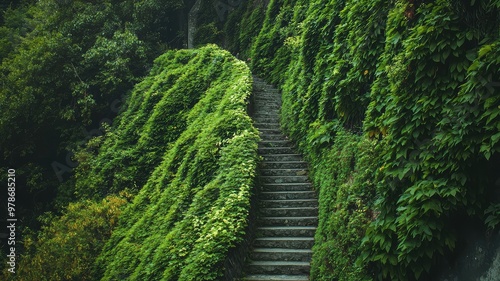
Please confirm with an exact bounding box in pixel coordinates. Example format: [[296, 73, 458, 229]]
[[260, 169, 308, 177], [254, 239, 314, 249], [259, 176, 310, 184], [250, 251, 312, 262], [255, 123, 282, 130], [260, 200, 318, 208], [256, 228, 317, 237], [260, 135, 288, 141], [262, 183, 312, 192], [253, 112, 280, 117], [262, 154, 303, 161], [254, 100, 281, 105], [258, 129, 283, 135], [260, 192, 315, 200], [260, 208, 318, 217], [259, 217, 318, 227], [253, 88, 281, 94], [260, 162, 307, 169], [258, 148, 297, 155], [247, 265, 310, 275], [258, 141, 291, 148], [254, 117, 281, 123]]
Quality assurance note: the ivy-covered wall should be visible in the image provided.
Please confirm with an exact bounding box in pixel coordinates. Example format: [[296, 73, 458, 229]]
[[223, 0, 500, 280]]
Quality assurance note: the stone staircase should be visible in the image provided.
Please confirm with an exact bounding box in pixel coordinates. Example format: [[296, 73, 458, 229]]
[[242, 77, 318, 281]]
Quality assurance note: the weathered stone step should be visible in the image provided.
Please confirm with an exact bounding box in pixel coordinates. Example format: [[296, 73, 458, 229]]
[[253, 87, 281, 93], [259, 140, 292, 148], [260, 169, 308, 177], [259, 199, 318, 208], [255, 123, 282, 130], [246, 261, 310, 275], [260, 161, 308, 169], [258, 128, 283, 135], [250, 248, 313, 262], [256, 226, 317, 237], [259, 216, 318, 227], [260, 136, 288, 142], [254, 97, 281, 102], [243, 274, 309, 281], [254, 117, 281, 124], [260, 191, 315, 200], [261, 154, 303, 161], [259, 176, 310, 184], [262, 183, 312, 192], [254, 237, 314, 249], [261, 182, 312, 192], [255, 110, 279, 115], [254, 112, 280, 117], [258, 147, 296, 155], [261, 207, 318, 217], [260, 199, 318, 208], [253, 113, 280, 123], [254, 100, 281, 106]]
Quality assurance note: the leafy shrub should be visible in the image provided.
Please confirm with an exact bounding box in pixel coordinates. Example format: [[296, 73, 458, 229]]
[[2, 195, 128, 281]]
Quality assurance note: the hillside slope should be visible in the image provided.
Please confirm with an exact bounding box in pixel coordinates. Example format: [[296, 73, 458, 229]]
[[4, 45, 260, 281]]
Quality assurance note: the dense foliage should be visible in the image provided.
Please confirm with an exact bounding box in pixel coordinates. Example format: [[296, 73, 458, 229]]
[[11, 195, 129, 281], [94, 45, 259, 281], [2, 44, 259, 280], [0, 0, 185, 228], [217, 0, 500, 280]]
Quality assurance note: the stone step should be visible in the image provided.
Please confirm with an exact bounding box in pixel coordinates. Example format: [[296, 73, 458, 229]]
[[259, 176, 310, 184], [253, 88, 281, 94], [256, 226, 317, 238], [259, 140, 292, 148], [255, 123, 282, 130], [254, 97, 281, 102], [261, 183, 313, 192], [260, 207, 318, 217], [260, 161, 308, 169], [252, 115, 281, 123], [254, 117, 281, 123], [260, 169, 308, 177], [258, 128, 283, 135], [244, 275, 309, 281], [260, 199, 318, 208], [250, 248, 313, 262], [246, 261, 310, 275], [260, 134, 288, 141], [261, 154, 303, 162], [254, 100, 281, 106], [253, 237, 315, 249], [256, 111, 280, 117], [255, 102, 281, 108], [259, 216, 318, 227], [260, 191, 315, 200], [256, 106, 280, 111], [258, 147, 296, 155]]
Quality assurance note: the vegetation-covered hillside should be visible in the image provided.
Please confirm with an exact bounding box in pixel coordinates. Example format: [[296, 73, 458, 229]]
[[211, 0, 500, 280], [2, 43, 259, 280]]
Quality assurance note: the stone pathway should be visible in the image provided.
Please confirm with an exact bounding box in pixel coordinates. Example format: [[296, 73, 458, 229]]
[[242, 77, 318, 281]]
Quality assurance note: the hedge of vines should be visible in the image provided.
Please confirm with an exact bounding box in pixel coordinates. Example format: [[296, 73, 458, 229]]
[[94, 45, 259, 281], [4, 45, 260, 280], [222, 0, 500, 280]]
